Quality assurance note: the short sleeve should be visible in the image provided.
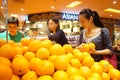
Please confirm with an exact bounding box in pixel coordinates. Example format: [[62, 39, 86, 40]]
[[102, 28, 113, 51]]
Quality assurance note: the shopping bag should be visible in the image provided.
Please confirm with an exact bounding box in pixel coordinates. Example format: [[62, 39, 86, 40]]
[[103, 53, 117, 68]]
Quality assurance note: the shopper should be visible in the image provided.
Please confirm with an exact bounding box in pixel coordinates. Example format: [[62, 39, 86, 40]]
[[0, 17, 25, 42], [47, 17, 68, 46], [77, 8, 113, 62]]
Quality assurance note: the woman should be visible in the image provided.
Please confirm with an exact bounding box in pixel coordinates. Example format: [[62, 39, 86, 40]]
[[47, 17, 68, 46], [77, 8, 113, 62]]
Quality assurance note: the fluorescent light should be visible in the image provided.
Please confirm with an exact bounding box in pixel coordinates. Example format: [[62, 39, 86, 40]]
[[113, 1, 117, 4], [67, 1, 82, 8], [11, 14, 18, 17], [104, 8, 120, 13]]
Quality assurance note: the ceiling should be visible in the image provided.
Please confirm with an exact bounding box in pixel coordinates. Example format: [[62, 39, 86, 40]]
[[0, 0, 120, 19]]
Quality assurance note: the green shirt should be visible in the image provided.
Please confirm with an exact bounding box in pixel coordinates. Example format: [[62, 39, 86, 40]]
[[0, 31, 25, 43]]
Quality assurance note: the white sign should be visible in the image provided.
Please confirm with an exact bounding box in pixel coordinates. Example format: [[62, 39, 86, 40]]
[[62, 13, 78, 20]]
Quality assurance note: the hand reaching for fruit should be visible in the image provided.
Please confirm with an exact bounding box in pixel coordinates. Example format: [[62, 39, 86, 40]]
[[77, 43, 96, 54], [88, 47, 96, 54]]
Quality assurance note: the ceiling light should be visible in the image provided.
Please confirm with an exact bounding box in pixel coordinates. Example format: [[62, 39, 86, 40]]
[[0, 6, 3, 9], [113, 1, 117, 4], [67, 1, 82, 8], [110, 15, 112, 17], [104, 8, 120, 13], [21, 8, 24, 11], [51, 6, 55, 9]]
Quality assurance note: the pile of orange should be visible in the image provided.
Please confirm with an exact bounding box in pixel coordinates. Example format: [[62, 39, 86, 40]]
[[0, 39, 120, 80], [77, 42, 95, 52]]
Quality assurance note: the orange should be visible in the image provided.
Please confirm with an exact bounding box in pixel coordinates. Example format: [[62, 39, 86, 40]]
[[87, 77, 99, 80], [21, 71, 37, 80], [0, 57, 11, 67], [88, 42, 95, 49], [53, 70, 69, 80], [14, 46, 23, 55], [82, 56, 94, 67], [21, 38, 31, 46], [22, 46, 29, 54], [37, 75, 53, 80], [63, 44, 73, 53], [72, 49, 84, 62], [0, 44, 15, 59], [36, 47, 50, 60], [24, 51, 35, 61], [91, 73, 102, 80], [78, 43, 90, 52], [11, 74, 20, 80], [13, 43, 23, 47], [90, 62, 103, 74], [49, 44, 65, 55], [66, 67, 80, 77], [108, 68, 120, 80], [0, 38, 6, 47], [79, 66, 92, 79], [44, 39, 52, 44], [12, 54, 29, 75], [69, 58, 82, 68], [0, 63, 13, 80], [72, 48, 81, 53], [36, 60, 54, 76], [29, 57, 42, 71], [40, 40, 52, 49], [8, 40, 15, 45], [66, 53, 74, 60], [28, 40, 41, 52], [101, 72, 110, 80], [48, 55, 57, 63], [82, 52, 91, 57], [99, 60, 110, 72], [69, 75, 85, 80], [54, 55, 69, 70]]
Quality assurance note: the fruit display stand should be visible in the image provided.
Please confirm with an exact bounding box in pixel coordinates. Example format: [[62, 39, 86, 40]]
[[0, 38, 120, 80], [0, 1, 120, 78]]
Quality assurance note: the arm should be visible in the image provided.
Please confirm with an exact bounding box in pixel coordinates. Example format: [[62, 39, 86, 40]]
[[89, 48, 112, 55], [89, 28, 113, 55], [48, 30, 62, 41]]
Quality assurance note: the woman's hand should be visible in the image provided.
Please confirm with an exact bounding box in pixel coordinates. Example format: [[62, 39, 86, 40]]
[[76, 43, 85, 49], [88, 47, 97, 54]]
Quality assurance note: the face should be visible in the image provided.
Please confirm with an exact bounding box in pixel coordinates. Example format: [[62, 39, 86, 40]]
[[79, 15, 92, 29], [48, 19, 58, 32], [8, 23, 18, 36]]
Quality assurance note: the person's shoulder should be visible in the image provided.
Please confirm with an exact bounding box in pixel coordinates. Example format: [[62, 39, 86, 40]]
[[57, 29, 64, 33], [102, 28, 109, 32], [102, 27, 108, 31], [0, 31, 6, 36], [102, 28, 110, 35]]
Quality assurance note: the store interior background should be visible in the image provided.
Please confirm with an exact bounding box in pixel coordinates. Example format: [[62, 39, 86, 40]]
[[0, 0, 120, 46]]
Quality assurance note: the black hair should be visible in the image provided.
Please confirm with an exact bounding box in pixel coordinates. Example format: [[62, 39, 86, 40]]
[[79, 8, 104, 28], [8, 17, 19, 26], [47, 17, 60, 32]]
